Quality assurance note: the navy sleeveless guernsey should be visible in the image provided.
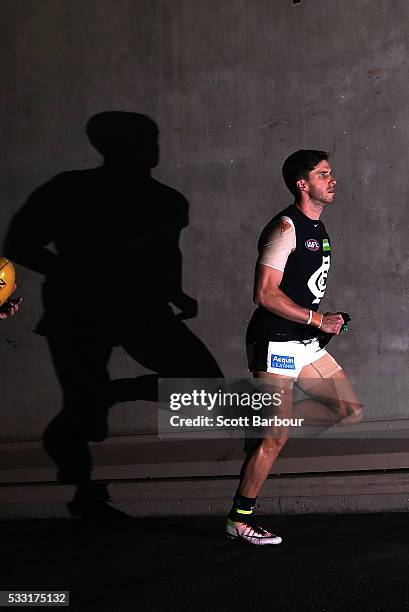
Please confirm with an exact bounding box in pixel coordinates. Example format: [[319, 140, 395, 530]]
[[247, 204, 331, 342]]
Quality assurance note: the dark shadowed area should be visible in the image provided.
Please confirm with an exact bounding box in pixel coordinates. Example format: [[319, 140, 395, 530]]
[[3, 513, 409, 611]]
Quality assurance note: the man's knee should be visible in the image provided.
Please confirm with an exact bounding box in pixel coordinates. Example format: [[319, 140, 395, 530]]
[[341, 403, 364, 425], [334, 401, 364, 425]]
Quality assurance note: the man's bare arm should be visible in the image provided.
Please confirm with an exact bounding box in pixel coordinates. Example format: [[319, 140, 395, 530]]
[[254, 264, 344, 334]]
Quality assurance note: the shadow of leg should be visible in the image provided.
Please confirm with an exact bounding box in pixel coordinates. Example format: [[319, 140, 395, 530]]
[[108, 373, 158, 403], [67, 482, 132, 520], [43, 335, 131, 519]]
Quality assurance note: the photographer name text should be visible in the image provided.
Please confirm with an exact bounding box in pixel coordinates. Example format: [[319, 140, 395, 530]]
[[168, 415, 304, 428]]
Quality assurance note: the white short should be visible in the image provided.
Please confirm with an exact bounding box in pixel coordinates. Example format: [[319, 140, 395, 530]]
[[247, 338, 340, 378]]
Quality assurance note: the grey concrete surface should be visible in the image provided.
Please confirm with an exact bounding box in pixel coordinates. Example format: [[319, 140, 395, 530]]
[[2, 470, 409, 521], [3, 432, 409, 485], [1, 1, 408, 461]]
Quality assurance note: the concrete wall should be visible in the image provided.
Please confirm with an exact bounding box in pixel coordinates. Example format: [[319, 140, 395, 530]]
[[2, 0, 409, 443]]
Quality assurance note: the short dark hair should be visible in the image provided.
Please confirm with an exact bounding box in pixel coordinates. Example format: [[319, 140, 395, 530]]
[[282, 149, 328, 197]]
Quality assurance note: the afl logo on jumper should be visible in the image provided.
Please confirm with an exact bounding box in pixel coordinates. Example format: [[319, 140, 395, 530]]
[[305, 239, 320, 251], [308, 255, 331, 304]]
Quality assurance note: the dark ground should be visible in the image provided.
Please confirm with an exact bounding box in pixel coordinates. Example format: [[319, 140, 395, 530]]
[[3, 513, 409, 611]]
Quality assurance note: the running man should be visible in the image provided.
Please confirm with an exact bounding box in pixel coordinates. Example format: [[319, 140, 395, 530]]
[[226, 150, 363, 545]]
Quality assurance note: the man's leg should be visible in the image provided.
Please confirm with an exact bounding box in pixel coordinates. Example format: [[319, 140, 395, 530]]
[[226, 372, 293, 545], [295, 354, 363, 426], [238, 372, 294, 497]]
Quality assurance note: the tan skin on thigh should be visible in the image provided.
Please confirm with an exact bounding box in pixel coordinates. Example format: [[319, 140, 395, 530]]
[[296, 356, 363, 426], [238, 361, 363, 500]]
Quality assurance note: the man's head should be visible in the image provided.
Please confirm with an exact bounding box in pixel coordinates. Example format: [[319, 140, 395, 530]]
[[282, 150, 335, 206]]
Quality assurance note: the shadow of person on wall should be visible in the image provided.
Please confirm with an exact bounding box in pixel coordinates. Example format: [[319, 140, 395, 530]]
[[4, 111, 223, 518]]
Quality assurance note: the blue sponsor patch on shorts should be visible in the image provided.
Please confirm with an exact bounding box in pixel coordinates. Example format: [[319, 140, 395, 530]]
[[270, 354, 296, 370]]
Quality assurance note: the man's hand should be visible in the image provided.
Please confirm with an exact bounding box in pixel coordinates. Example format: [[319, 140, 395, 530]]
[[320, 312, 344, 335], [0, 285, 22, 319]]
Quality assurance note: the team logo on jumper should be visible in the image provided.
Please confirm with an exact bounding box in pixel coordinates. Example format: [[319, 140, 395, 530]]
[[308, 255, 331, 304], [270, 354, 295, 370], [323, 239, 331, 252], [305, 239, 320, 251]]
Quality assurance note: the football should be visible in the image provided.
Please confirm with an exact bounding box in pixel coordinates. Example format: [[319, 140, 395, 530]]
[[0, 257, 16, 307]]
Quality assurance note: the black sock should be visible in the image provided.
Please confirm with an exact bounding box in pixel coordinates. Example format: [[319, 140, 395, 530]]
[[228, 492, 257, 521]]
